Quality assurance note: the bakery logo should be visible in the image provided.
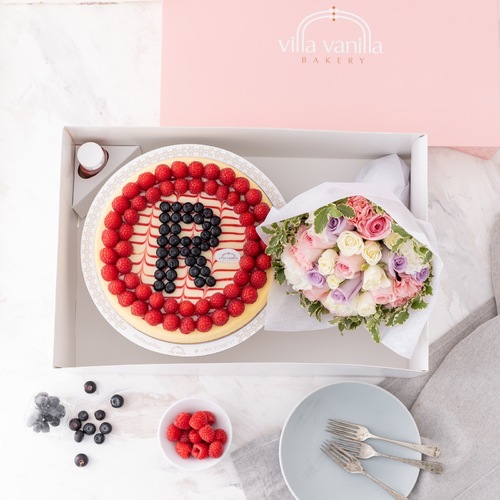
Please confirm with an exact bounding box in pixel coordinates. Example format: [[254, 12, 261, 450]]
[[278, 5, 383, 64], [215, 249, 240, 264]]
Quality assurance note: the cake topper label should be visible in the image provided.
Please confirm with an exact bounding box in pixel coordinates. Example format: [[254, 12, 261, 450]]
[[214, 249, 240, 264]]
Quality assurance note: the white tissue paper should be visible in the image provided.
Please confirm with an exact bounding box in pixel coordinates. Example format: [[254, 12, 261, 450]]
[[258, 154, 442, 359]]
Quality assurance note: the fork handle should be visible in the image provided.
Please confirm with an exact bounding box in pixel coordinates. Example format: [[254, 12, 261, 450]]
[[379, 453, 445, 474], [361, 470, 408, 500], [372, 435, 441, 458]]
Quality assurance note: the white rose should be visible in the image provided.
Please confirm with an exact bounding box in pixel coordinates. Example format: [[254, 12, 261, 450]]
[[327, 273, 345, 290], [323, 294, 359, 317], [383, 232, 401, 250], [362, 265, 392, 291], [398, 240, 425, 274], [337, 231, 364, 256], [356, 292, 376, 317], [361, 240, 382, 266], [317, 249, 338, 275], [280, 246, 312, 291]]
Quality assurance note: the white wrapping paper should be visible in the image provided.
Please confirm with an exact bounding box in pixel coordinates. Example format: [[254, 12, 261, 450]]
[[258, 155, 443, 359]]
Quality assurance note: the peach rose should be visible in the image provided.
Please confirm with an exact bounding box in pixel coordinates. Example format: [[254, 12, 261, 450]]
[[390, 275, 422, 307], [291, 226, 328, 269], [371, 285, 396, 305], [302, 286, 330, 302], [347, 196, 375, 224], [334, 253, 365, 279]]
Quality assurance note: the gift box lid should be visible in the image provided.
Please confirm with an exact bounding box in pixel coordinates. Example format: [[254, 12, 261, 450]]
[[160, 0, 500, 147]]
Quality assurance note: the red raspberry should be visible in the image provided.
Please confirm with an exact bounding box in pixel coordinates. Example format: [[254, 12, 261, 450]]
[[260, 240, 267, 251], [180, 317, 196, 334], [239, 255, 255, 272], [116, 257, 133, 274], [131, 300, 148, 317], [163, 314, 180, 331], [250, 269, 268, 289], [159, 180, 174, 197], [175, 441, 192, 459], [243, 240, 261, 257], [208, 440, 224, 459], [118, 291, 136, 307], [178, 301, 195, 317], [215, 185, 229, 202], [255, 253, 271, 270], [123, 208, 140, 225], [131, 195, 147, 211], [188, 178, 204, 195], [212, 309, 229, 326], [115, 240, 133, 257], [209, 292, 226, 310], [233, 270, 250, 287], [223, 283, 240, 299], [155, 163, 171, 182], [166, 424, 182, 442], [194, 299, 210, 316], [137, 171, 156, 190], [171, 161, 188, 178], [179, 430, 190, 443], [100, 247, 118, 265], [233, 201, 249, 215], [101, 264, 118, 282], [241, 286, 258, 304], [204, 179, 218, 196], [245, 226, 260, 241], [239, 212, 255, 227], [204, 411, 216, 425], [227, 299, 245, 317], [214, 429, 228, 444], [188, 429, 202, 444], [226, 191, 240, 206], [124, 272, 140, 289], [111, 195, 130, 214], [196, 315, 213, 333], [104, 211, 122, 230], [118, 224, 134, 241], [189, 411, 208, 430], [173, 412, 192, 430], [198, 424, 215, 443], [232, 177, 250, 194], [135, 283, 152, 301], [164, 298, 179, 314], [108, 279, 126, 295], [149, 292, 165, 310], [122, 182, 140, 199], [145, 187, 161, 204], [245, 188, 263, 206], [191, 442, 209, 460], [174, 178, 189, 194], [188, 161, 204, 178], [253, 202, 270, 222], [203, 163, 220, 180], [219, 168, 235, 186], [102, 229, 119, 248], [144, 309, 163, 326]]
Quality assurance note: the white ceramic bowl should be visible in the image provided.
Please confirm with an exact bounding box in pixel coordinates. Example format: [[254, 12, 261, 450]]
[[157, 397, 232, 470]]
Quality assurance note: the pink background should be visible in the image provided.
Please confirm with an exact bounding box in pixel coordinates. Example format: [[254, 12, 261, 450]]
[[161, 0, 500, 147]]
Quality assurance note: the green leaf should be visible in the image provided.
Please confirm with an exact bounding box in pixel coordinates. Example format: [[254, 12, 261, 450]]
[[308, 300, 326, 320], [411, 296, 428, 310], [391, 222, 411, 239], [328, 205, 343, 218], [386, 309, 410, 327], [260, 225, 274, 235], [275, 267, 286, 285], [365, 318, 381, 343], [313, 205, 331, 234], [336, 204, 355, 219]]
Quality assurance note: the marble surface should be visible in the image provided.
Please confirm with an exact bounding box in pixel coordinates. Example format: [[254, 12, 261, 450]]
[[1, 2, 500, 500]]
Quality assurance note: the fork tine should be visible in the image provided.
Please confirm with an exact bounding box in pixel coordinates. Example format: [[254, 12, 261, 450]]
[[327, 419, 359, 430], [321, 440, 349, 466], [329, 436, 362, 453], [326, 424, 358, 438]]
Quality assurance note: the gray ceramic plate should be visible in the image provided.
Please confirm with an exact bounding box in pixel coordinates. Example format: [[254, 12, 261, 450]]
[[279, 382, 420, 499]]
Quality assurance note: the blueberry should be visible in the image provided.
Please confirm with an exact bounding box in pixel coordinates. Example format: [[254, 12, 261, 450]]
[[193, 202, 204, 213], [159, 212, 170, 224], [154, 269, 166, 280], [34, 392, 48, 408], [209, 237, 220, 247], [194, 277, 206, 288], [200, 230, 210, 241], [169, 235, 180, 247], [110, 394, 124, 408], [32, 422, 42, 433], [167, 258, 179, 269], [210, 226, 222, 237], [156, 258, 167, 270], [201, 221, 211, 231], [156, 247, 168, 258], [159, 224, 170, 236], [171, 212, 182, 224], [166, 269, 177, 282], [94, 433, 105, 445], [203, 208, 213, 218], [182, 202, 194, 213], [74, 430, 84, 443], [200, 266, 211, 277], [78, 411, 89, 422], [189, 266, 200, 278], [171, 202, 182, 212], [69, 418, 82, 431], [180, 237, 192, 247], [169, 247, 180, 258], [94, 410, 106, 421], [84, 381, 97, 394], [182, 214, 193, 224], [40, 421, 50, 433], [47, 396, 60, 407], [55, 404, 66, 418], [157, 235, 168, 247], [50, 416, 61, 427], [99, 422, 113, 435], [185, 256, 196, 267], [210, 216, 221, 226], [83, 423, 96, 435], [160, 202, 171, 212], [200, 242, 210, 252], [180, 247, 191, 257], [153, 281, 164, 291], [206, 276, 217, 287], [191, 247, 202, 257], [74, 453, 89, 467], [192, 236, 202, 247], [165, 282, 176, 294], [171, 224, 181, 235], [193, 214, 204, 225], [196, 256, 207, 266]]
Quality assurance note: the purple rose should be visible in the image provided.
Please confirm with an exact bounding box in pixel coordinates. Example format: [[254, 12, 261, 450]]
[[413, 267, 430, 283], [325, 216, 354, 242], [330, 275, 363, 304], [306, 268, 327, 288], [389, 254, 408, 277]]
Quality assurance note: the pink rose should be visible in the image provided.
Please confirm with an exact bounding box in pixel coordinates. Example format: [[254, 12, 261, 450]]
[[371, 285, 396, 305], [356, 214, 392, 241], [302, 286, 330, 302], [347, 196, 375, 225], [334, 253, 365, 279], [390, 275, 422, 307], [291, 226, 327, 270]]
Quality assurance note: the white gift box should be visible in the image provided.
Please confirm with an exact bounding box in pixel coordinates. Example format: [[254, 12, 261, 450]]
[[54, 126, 429, 377]]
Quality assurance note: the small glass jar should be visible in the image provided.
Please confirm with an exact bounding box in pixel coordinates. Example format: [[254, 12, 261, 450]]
[[77, 142, 109, 178]]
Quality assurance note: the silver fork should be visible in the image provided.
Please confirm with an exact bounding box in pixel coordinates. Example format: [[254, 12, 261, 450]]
[[321, 440, 408, 500], [330, 436, 445, 474], [327, 419, 440, 458]]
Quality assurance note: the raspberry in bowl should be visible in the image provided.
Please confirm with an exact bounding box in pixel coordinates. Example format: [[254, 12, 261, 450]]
[[157, 397, 232, 470]]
